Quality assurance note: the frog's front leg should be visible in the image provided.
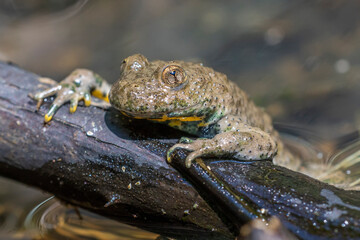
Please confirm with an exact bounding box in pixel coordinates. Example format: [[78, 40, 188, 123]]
[[34, 69, 111, 122], [167, 123, 277, 168]]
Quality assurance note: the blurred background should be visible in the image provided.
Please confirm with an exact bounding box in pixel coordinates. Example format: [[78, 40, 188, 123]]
[[1, 0, 360, 138], [1, 0, 360, 239]]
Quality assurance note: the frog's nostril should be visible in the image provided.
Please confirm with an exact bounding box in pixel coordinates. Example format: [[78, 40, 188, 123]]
[[130, 83, 144, 91]]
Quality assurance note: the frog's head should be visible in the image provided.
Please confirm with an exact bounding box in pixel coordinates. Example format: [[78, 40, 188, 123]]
[[109, 54, 211, 120]]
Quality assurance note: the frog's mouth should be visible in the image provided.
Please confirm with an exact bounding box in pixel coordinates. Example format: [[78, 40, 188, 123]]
[[119, 105, 205, 122], [120, 110, 204, 122]]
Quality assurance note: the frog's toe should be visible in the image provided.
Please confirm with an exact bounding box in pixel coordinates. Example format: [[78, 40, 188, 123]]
[[69, 95, 79, 113], [43, 91, 75, 122], [166, 143, 195, 163], [44, 104, 59, 122], [34, 85, 62, 101], [168, 138, 216, 168], [34, 85, 62, 110], [185, 149, 206, 168], [69, 91, 92, 113], [166, 142, 205, 168], [83, 92, 91, 106]]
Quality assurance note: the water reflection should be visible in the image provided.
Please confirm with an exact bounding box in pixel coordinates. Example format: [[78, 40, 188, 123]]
[[23, 197, 158, 240], [1, 0, 360, 238], [0, 125, 358, 239], [0, 177, 158, 239], [321, 139, 360, 190], [278, 123, 360, 190]]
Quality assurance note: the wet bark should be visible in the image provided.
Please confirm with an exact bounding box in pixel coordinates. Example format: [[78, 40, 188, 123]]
[[0, 62, 359, 240], [0, 62, 231, 239]]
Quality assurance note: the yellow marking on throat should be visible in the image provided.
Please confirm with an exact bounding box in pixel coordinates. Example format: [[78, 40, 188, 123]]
[[120, 111, 132, 118], [150, 115, 204, 122], [119, 111, 204, 123], [168, 120, 182, 127], [197, 121, 210, 127]]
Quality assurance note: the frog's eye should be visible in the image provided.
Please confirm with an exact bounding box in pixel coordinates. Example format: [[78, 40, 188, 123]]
[[161, 65, 187, 88]]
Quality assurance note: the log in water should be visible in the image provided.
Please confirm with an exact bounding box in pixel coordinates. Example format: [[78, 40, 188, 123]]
[[0, 62, 359, 239]]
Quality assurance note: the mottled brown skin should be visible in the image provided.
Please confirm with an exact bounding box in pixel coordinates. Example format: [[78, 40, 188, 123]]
[[35, 54, 298, 169]]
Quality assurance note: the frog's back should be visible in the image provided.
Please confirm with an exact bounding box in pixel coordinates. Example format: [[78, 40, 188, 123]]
[[204, 69, 276, 137], [228, 80, 275, 134]]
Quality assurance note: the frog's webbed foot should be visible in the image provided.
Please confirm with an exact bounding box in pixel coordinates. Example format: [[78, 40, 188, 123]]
[[167, 129, 278, 168], [35, 86, 91, 122], [34, 69, 111, 122], [167, 137, 216, 167]]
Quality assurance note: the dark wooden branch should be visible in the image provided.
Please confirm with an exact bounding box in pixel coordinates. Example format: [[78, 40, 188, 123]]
[[0, 62, 232, 239], [0, 62, 359, 240], [172, 158, 360, 239]]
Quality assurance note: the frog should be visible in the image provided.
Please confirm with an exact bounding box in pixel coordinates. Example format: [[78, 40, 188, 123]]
[[34, 54, 299, 169]]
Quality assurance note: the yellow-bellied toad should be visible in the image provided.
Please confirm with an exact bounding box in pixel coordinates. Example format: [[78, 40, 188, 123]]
[[35, 54, 298, 169]]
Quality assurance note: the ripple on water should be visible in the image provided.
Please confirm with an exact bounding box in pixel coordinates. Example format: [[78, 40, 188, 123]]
[[23, 196, 159, 240], [278, 124, 360, 190]]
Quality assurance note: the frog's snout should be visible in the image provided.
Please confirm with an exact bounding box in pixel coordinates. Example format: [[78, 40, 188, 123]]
[[109, 80, 149, 114]]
